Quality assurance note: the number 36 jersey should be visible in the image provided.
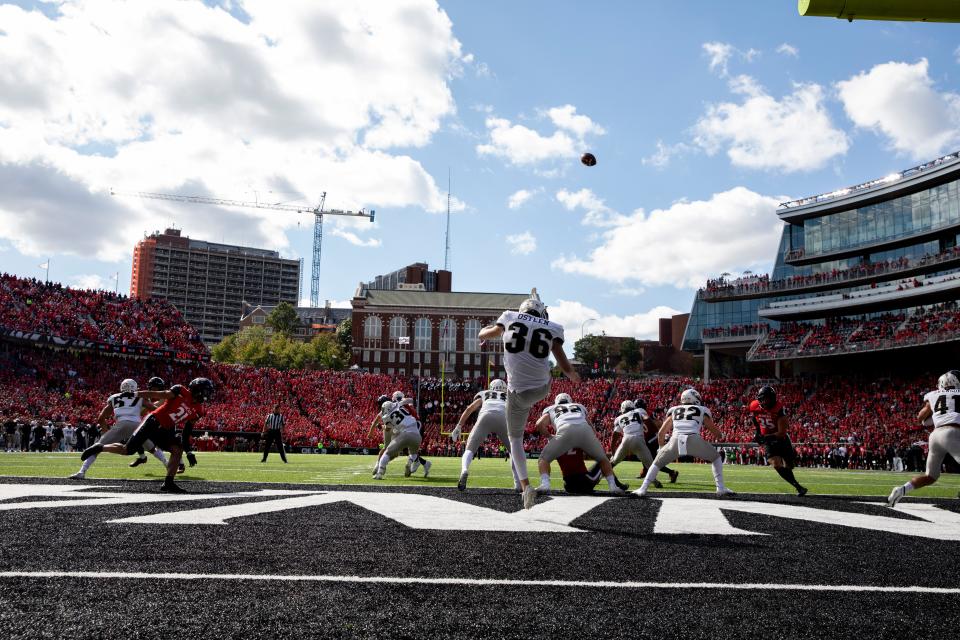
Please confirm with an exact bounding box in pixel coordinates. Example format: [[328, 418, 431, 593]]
[[923, 389, 960, 428], [495, 310, 565, 392], [667, 404, 711, 435]]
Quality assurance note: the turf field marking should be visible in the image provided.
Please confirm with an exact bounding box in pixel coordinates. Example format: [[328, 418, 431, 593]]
[[1, 571, 957, 594]]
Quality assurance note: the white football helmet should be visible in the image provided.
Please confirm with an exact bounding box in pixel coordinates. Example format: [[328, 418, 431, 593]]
[[392, 391, 404, 402], [620, 400, 635, 414], [489, 379, 507, 392], [518, 287, 548, 319], [938, 372, 960, 391], [119, 379, 138, 393], [555, 393, 572, 405], [381, 401, 394, 415], [679, 388, 702, 405]]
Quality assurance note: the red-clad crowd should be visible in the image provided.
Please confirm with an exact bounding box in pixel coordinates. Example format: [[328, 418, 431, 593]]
[[751, 303, 960, 360], [0, 274, 206, 355], [0, 342, 939, 464], [699, 247, 960, 300]]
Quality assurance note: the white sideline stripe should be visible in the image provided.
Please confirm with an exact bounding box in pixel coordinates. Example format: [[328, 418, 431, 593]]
[[0, 571, 958, 594]]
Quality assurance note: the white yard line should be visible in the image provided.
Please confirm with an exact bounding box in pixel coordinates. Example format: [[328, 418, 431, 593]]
[[0, 570, 956, 594]]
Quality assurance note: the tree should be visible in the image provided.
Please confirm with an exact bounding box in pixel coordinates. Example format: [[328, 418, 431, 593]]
[[620, 338, 641, 371], [266, 301, 300, 336], [310, 333, 350, 371], [336, 317, 352, 352], [574, 334, 603, 370]]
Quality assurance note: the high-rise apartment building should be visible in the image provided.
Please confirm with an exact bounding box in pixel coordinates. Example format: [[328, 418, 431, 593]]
[[131, 228, 300, 344]]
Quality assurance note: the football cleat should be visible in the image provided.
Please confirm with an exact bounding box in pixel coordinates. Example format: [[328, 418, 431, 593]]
[[373, 470, 384, 480], [422, 460, 432, 478], [608, 487, 627, 496], [68, 472, 85, 480], [160, 481, 186, 494], [522, 485, 537, 510], [634, 488, 648, 498], [457, 472, 468, 491], [409, 459, 421, 474], [80, 443, 103, 461], [513, 482, 523, 494], [404, 463, 412, 477], [653, 479, 663, 489], [716, 488, 736, 498], [615, 478, 630, 492], [887, 485, 905, 508], [797, 486, 808, 497], [177, 463, 186, 474], [129, 456, 148, 468], [535, 484, 550, 496], [668, 469, 680, 484]]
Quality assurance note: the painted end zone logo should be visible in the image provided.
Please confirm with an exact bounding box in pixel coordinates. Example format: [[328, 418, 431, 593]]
[[2, 484, 959, 540]]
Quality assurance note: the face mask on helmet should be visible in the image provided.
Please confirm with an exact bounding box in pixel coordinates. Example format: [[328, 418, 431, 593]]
[[680, 388, 701, 405], [119, 379, 137, 394], [757, 386, 777, 410], [392, 391, 404, 402], [620, 400, 635, 414]]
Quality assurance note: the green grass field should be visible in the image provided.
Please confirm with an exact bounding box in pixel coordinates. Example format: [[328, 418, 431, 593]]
[[2, 451, 959, 498]]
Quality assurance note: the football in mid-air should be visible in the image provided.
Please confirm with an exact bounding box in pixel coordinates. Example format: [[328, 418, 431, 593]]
[[581, 152, 597, 167]]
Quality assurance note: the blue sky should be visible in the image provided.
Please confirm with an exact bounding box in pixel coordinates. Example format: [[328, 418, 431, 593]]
[[2, 1, 959, 339]]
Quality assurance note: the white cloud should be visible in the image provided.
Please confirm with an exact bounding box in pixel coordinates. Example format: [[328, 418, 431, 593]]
[[703, 42, 735, 76], [506, 231, 536, 255], [777, 43, 799, 57], [836, 58, 960, 160], [70, 273, 113, 291], [642, 140, 692, 168], [0, 0, 463, 261], [507, 188, 539, 209], [556, 188, 627, 227], [476, 105, 604, 166], [693, 75, 849, 172], [329, 227, 382, 248], [552, 186, 784, 289], [548, 299, 683, 342], [546, 105, 606, 137]]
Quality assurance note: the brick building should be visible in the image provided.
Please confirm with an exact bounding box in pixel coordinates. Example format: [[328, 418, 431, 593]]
[[350, 288, 529, 379], [363, 262, 452, 292]]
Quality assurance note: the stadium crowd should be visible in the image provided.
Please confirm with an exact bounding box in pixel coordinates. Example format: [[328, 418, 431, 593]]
[[0, 274, 207, 355], [0, 342, 939, 470]]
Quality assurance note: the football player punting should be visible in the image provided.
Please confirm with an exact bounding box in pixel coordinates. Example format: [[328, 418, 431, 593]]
[[636, 388, 734, 498], [69, 379, 167, 480], [610, 400, 661, 488], [478, 289, 580, 510], [373, 399, 422, 479], [451, 378, 520, 491], [749, 386, 808, 497], [531, 393, 626, 506], [888, 371, 960, 507], [80, 378, 215, 493]]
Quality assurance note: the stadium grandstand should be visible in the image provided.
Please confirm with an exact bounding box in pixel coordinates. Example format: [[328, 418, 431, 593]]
[[685, 150, 960, 381], [0, 269, 940, 471]]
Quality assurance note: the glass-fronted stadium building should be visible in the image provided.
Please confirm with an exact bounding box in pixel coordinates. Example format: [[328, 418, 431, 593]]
[[683, 151, 960, 380]]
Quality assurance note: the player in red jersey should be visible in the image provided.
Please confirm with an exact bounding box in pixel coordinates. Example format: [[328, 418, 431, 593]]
[[556, 449, 630, 495], [749, 386, 807, 496], [81, 378, 215, 493]]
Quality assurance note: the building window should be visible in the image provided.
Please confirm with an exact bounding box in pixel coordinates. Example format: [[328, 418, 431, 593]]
[[464, 319, 480, 352], [374, 367, 380, 374], [374, 351, 381, 362], [399, 351, 406, 363], [364, 316, 382, 348], [389, 316, 408, 348], [424, 369, 431, 377], [388, 351, 395, 363], [252, 315, 265, 324], [424, 353, 431, 364], [414, 317, 432, 351], [363, 350, 370, 361], [439, 318, 456, 352], [413, 352, 420, 364], [388, 367, 394, 375]]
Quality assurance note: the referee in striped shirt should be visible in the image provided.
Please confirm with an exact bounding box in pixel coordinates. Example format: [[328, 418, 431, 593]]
[[261, 405, 288, 463]]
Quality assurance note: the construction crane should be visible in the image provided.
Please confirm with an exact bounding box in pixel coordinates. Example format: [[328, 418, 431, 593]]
[[111, 189, 375, 307]]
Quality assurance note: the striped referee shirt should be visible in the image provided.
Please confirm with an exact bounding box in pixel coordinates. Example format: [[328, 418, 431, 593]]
[[264, 413, 285, 432]]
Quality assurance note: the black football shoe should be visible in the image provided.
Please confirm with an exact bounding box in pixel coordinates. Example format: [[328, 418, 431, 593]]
[[129, 456, 148, 468], [160, 481, 187, 494], [80, 443, 103, 461]]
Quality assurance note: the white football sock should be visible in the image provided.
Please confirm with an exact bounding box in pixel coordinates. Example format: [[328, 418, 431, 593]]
[[712, 457, 726, 490], [509, 436, 528, 482], [152, 449, 167, 465], [461, 450, 475, 474], [378, 454, 392, 472], [902, 481, 915, 493], [638, 463, 660, 492], [605, 474, 618, 490], [539, 472, 550, 490], [80, 455, 96, 473]]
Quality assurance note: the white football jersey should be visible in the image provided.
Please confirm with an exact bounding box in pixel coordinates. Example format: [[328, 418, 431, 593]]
[[613, 408, 649, 437], [496, 310, 565, 392], [108, 392, 144, 423], [541, 402, 589, 431], [382, 401, 419, 434], [475, 389, 507, 417], [924, 389, 960, 428], [667, 404, 711, 435]]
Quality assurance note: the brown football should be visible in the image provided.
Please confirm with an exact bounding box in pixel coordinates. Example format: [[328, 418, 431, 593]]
[[581, 152, 597, 167]]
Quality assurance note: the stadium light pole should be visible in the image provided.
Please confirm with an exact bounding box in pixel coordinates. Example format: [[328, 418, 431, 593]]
[[581, 318, 598, 340]]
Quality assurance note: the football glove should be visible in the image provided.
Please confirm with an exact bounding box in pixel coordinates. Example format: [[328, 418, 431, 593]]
[[186, 451, 197, 467], [450, 425, 461, 441]]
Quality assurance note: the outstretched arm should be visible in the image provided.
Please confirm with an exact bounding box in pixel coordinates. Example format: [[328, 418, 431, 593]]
[[456, 398, 483, 430]]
